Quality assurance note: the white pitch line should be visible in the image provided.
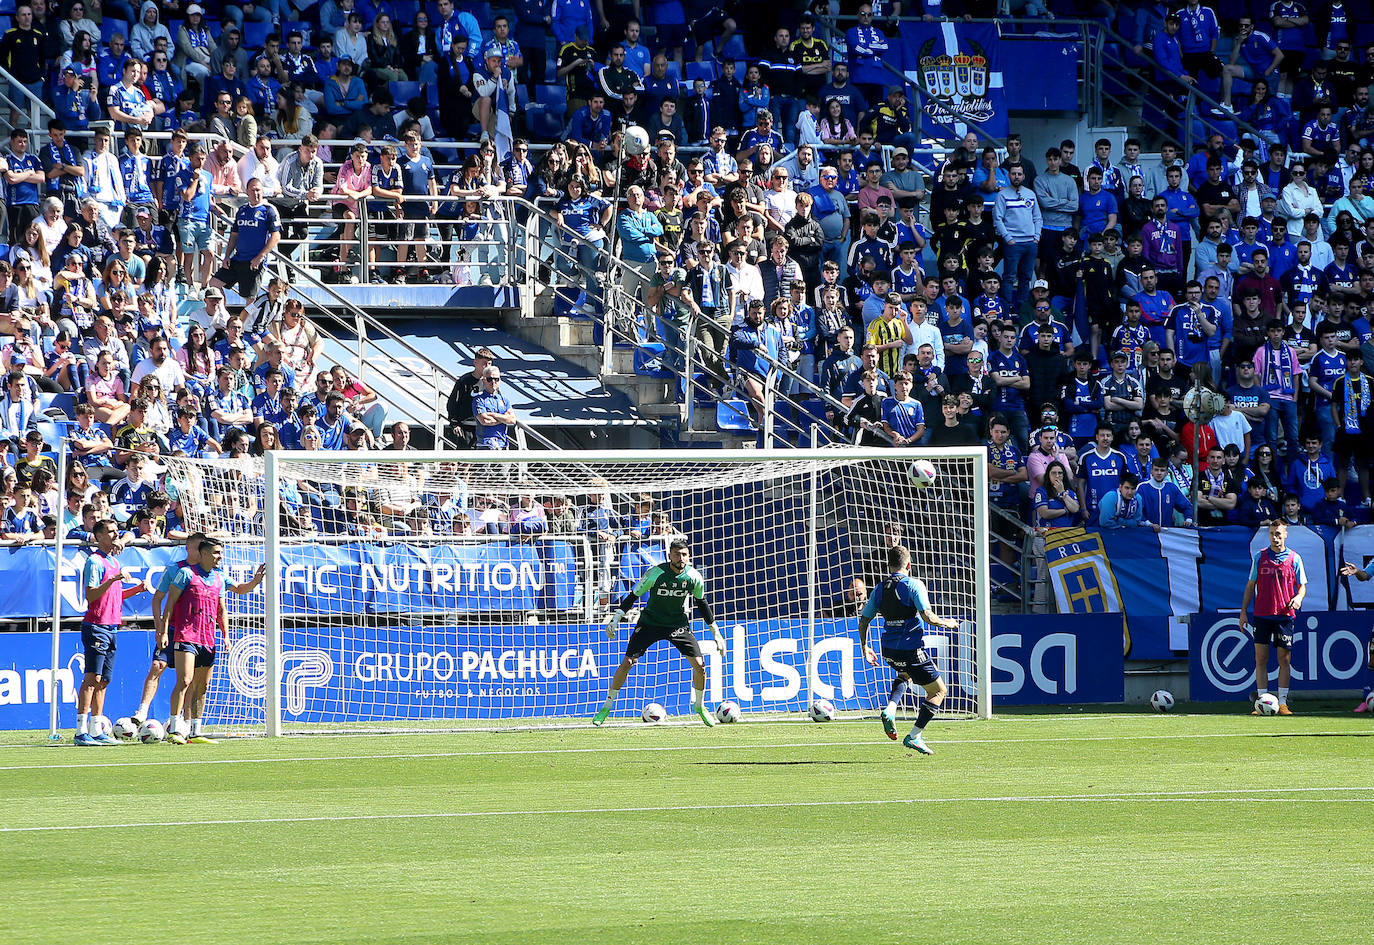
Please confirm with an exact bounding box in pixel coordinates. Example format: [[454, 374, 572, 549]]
[[3, 788, 1373, 834], [0, 728, 1365, 772]]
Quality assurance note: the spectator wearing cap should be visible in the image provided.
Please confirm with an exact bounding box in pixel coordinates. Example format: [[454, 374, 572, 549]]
[[53, 66, 93, 133], [881, 148, 926, 211], [174, 5, 214, 88], [1026, 423, 1072, 494], [473, 365, 518, 450], [445, 347, 495, 447], [474, 43, 520, 158], [806, 166, 851, 276]]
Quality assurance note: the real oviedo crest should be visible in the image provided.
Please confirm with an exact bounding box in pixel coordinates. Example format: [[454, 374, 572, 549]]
[[917, 38, 995, 125]]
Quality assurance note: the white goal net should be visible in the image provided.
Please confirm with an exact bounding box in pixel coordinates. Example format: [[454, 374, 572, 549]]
[[163, 448, 990, 734]]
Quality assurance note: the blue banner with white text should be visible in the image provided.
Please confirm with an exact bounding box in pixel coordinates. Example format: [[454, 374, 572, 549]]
[[0, 615, 1131, 731], [900, 21, 1008, 139], [1188, 611, 1372, 700]]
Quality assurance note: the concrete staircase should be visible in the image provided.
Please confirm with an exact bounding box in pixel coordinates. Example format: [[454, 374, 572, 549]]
[[502, 310, 756, 446]]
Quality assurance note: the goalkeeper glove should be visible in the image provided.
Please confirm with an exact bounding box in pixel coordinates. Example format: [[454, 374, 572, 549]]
[[606, 610, 624, 640], [708, 621, 726, 653]]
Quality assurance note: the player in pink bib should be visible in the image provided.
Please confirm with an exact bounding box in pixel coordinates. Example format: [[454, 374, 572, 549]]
[[1239, 520, 1308, 715], [162, 537, 229, 744], [75, 519, 152, 745]]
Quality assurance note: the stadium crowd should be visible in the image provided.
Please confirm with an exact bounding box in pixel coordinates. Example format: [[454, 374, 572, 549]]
[[0, 0, 1373, 544]]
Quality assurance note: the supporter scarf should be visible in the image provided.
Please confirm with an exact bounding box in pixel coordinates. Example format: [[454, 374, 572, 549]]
[[1343, 373, 1370, 432]]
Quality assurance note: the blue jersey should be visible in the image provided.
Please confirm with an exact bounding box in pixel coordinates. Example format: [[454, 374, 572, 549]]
[[880, 397, 924, 438], [230, 202, 281, 260], [158, 152, 189, 214], [1079, 448, 1127, 522], [3, 150, 41, 205], [179, 167, 213, 222], [156, 557, 192, 595], [861, 573, 932, 651], [1079, 189, 1117, 236], [987, 349, 1028, 410], [1309, 350, 1346, 403], [1166, 303, 1214, 367], [987, 439, 1024, 505], [120, 151, 153, 204]]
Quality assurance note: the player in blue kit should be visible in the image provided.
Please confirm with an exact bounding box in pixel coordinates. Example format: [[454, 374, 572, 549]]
[[858, 544, 962, 755]]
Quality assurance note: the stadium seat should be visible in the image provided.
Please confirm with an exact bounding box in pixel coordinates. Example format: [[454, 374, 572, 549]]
[[535, 84, 567, 110], [0, 0, 14, 14], [526, 104, 563, 140], [715, 400, 754, 432], [282, 20, 311, 45], [685, 61, 717, 83], [633, 343, 675, 378], [100, 18, 129, 42], [664, 61, 681, 83], [0, 16, 9, 31], [390, 80, 421, 104], [242, 20, 270, 51], [389, 1, 417, 27], [716, 34, 746, 61]]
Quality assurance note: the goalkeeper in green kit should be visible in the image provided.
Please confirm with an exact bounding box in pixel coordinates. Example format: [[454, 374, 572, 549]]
[[592, 539, 726, 727]]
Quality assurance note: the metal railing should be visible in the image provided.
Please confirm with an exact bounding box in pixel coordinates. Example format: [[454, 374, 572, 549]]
[[988, 502, 1036, 612], [0, 63, 56, 136]]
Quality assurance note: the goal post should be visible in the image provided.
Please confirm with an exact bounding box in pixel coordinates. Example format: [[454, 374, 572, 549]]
[[182, 447, 992, 735]]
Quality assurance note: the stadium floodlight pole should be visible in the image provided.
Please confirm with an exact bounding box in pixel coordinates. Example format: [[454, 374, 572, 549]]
[[264, 449, 283, 737], [48, 441, 69, 741]]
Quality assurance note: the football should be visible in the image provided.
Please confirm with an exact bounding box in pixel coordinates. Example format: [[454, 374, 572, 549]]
[[167, 717, 190, 740], [808, 699, 836, 722], [641, 702, 667, 723], [112, 717, 138, 741], [89, 715, 112, 738], [1366, 692, 1374, 712], [137, 719, 166, 743], [714, 700, 741, 723], [1149, 690, 1175, 712], [1255, 693, 1281, 715], [907, 460, 937, 489]]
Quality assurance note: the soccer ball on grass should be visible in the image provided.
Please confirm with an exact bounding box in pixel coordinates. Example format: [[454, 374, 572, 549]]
[[641, 703, 667, 723], [808, 699, 835, 722], [1255, 693, 1280, 716], [907, 460, 937, 489], [89, 715, 112, 738], [112, 717, 139, 741], [1149, 690, 1175, 712], [714, 700, 741, 723], [137, 719, 166, 743]]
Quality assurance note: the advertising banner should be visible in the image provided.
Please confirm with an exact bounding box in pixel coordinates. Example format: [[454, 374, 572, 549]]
[[1188, 611, 1371, 701]]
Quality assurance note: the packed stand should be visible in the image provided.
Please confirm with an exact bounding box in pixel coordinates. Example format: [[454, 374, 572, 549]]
[[1, 0, 1373, 542]]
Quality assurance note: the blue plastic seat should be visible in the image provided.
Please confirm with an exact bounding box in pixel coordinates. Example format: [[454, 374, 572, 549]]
[[242, 20, 270, 51], [100, 18, 130, 43], [390, 80, 421, 104], [716, 399, 754, 432], [685, 61, 717, 83], [282, 20, 311, 45], [535, 83, 567, 109]]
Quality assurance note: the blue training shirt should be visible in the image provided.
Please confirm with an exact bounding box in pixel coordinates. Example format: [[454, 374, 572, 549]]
[[231, 202, 281, 260], [861, 573, 932, 651]]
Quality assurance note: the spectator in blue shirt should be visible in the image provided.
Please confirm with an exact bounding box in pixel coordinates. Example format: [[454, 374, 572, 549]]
[[566, 93, 612, 150], [473, 366, 517, 450], [1137, 458, 1192, 527], [1098, 473, 1156, 529]]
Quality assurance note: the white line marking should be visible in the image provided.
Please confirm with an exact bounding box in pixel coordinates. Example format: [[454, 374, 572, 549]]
[[0, 728, 1364, 772], [3, 787, 1372, 833]]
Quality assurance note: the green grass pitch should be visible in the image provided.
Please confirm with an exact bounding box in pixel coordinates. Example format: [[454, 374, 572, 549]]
[[2, 707, 1372, 945]]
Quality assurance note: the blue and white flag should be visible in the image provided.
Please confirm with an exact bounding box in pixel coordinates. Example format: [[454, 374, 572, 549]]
[[900, 21, 1007, 139], [1043, 527, 1121, 614]]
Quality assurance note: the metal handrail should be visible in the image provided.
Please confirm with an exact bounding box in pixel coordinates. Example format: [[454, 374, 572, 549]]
[[0, 63, 56, 133], [508, 195, 854, 445]]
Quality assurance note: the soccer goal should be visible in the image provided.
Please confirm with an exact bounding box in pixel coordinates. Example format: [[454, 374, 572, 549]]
[[164, 448, 990, 735]]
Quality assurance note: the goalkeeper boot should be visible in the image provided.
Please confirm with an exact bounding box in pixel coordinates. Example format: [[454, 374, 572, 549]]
[[591, 706, 611, 727], [168, 731, 187, 745], [189, 734, 218, 744], [694, 704, 717, 727], [73, 732, 99, 746], [880, 707, 897, 740], [902, 733, 934, 755]]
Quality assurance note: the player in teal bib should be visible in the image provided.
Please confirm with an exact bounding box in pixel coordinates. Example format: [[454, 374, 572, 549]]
[[592, 539, 726, 727]]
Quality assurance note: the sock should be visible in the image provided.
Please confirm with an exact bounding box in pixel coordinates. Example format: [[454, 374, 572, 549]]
[[135, 702, 151, 722], [692, 687, 705, 711], [599, 687, 620, 713], [190, 718, 202, 736], [171, 713, 184, 734], [911, 701, 937, 737], [1256, 688, 1269, 696], [1278, 687, 1289, 706], [77, 712, 89, 735], [887, 679, 909, 713], [885, 701, 899, 716]]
